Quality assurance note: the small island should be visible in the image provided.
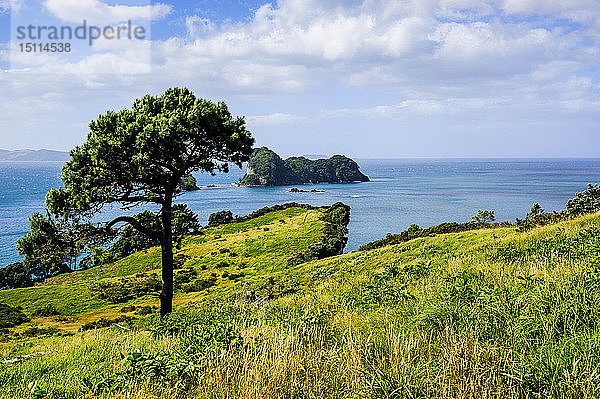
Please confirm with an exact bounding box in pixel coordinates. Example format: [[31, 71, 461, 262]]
[[239, 147, 369, 186]]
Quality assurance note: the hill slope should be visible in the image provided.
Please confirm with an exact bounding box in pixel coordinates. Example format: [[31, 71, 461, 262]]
[[0, 149, 69, 162], [2, 210, 600, 398]]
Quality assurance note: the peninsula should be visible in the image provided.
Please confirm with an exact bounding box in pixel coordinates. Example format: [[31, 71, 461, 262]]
[[239, 147, 369, 186]]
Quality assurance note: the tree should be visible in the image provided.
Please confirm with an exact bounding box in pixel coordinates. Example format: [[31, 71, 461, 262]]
[[17, 212, 82, 280], [566, 184, 600, 215], [87, 204, 202, 267], [526, 203, 544, 220], [472, 209, 495, 224], [48, 88, 254, 316], [208, 210, 234, 227], [0, 262, 32, 290]]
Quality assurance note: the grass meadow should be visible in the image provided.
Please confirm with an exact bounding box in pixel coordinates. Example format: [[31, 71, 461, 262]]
[[2, 207, 600, 398]]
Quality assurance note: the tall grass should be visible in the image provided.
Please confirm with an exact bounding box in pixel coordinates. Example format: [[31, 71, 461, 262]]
[[3, 213, 600, 398]]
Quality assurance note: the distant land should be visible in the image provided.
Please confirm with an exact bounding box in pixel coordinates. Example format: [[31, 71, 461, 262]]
[[0, 149, 69, 162], [239, 147, 369, 186]]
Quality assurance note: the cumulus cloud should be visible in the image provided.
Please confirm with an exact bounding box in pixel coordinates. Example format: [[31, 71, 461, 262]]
[[2, 0, 599, 155], [0, 0, 22, 13], [43, 0, 172, 24]]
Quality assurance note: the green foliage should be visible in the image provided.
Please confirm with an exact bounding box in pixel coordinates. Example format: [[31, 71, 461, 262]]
[[239, 147, 369, 186], [16, 212, 81, 280], [0, 302, 29, 328], [178, 174, 199, 191], [48, 87, 254, 316], [472, 209, 495, 223], [360, 220, 506, 251], [526, 203, 544, 220], [516, 207, 567, 232], [173, 268, 198, 290], [0, 262, 32, 290], [290, 202, 351, 264], [567, 183, 600, 215], [86, 204, 201, 268], [31, 304, 60, 318], [5, 209, 600, 398], [181, 277, 217, 293], [490, 225, 600, 264], [407, 223, 421, 233], [239, 147, 298, 186], [92, 273, 161, 304], [208, 210, 233, 227]]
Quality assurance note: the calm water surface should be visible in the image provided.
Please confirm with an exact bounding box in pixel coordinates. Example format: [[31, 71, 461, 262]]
[[1, 159, 600, 266]]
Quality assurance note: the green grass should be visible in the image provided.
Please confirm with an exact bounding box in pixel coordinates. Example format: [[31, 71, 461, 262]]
[[2, 209, 600, 398], [0, 206, 324, 330]]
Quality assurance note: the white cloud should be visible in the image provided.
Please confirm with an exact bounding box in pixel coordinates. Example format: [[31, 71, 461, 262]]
[[499, 0, 600, 16], [247, 112, 307, 125], [0, 0, 22, 13], [2, 0, 600, 155], [43, 0, 172, 24]]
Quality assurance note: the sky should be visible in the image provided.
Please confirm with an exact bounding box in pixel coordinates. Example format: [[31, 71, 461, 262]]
[[0, 0, 599, 158]]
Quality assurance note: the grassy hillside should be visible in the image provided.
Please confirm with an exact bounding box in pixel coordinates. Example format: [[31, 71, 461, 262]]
[[0, 205, 326, 332], [2, 209, 600, 398]]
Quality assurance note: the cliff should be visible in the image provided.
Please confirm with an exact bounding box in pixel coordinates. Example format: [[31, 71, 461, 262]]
[[239, 147, 369, 186]]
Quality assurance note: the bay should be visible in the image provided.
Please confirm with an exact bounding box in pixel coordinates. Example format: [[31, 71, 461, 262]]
[[1, 159, 600, 266]]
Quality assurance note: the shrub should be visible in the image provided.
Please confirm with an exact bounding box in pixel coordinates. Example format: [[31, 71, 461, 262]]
[[135, 306, 155, 316], [567, 184, 600, 215], [174, 268, 198, 290], [208, 210, 233, 227], [31, 304, 59, 318], [0, 262, 33, 290], [93, 273, 161, 304], [0, 303, 29, 328], [472, 209, 495, 223], [181, 277, 217, 293], [360, 219, 509, 251]]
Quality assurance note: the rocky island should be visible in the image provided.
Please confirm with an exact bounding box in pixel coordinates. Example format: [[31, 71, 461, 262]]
[[239, 147, 369, 186]]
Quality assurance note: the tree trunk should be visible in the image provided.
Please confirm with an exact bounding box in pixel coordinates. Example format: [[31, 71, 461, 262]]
[[159, 197, 174, 317]]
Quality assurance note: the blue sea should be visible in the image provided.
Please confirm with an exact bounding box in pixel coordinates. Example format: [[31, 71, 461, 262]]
[[2, 159, 600, 266]]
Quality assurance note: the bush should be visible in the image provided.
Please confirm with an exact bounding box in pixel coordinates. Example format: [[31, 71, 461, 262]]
[[31, 304, 59, 318], [0, 303, 29, 328], [472, 209, 495, 223], [359, 219, 510, 251], [567, 184, 600, 215], [174, 268, 198, 290], [208, 210, 233, 227], [0, 262, 33, 290], [93, 274, 161, 304], [181, 277, 217, 293]]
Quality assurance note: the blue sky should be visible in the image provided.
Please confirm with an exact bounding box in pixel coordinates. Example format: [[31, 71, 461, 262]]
[[0, 0, 599, 158]]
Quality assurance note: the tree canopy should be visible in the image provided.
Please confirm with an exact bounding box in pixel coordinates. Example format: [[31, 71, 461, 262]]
[[48, 87, 254, 315]]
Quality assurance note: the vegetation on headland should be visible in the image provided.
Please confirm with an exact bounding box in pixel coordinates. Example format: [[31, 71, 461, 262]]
[[8, 88, 255, 317], [239, 147, 369, 186], [1, 184, 600, 398]]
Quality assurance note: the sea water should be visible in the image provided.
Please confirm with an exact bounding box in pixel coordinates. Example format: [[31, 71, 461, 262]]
[[2, 159, 600, 266]]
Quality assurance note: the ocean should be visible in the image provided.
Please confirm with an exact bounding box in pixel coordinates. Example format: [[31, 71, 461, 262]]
[[2, 159, 600, 266]]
